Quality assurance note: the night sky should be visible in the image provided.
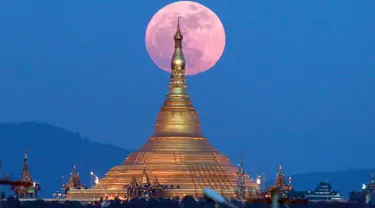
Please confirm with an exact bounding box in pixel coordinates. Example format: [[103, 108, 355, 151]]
[[0, 0, 374, 175]]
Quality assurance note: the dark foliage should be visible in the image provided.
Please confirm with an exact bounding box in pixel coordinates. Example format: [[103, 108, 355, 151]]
[[1, 196, 375, 208]]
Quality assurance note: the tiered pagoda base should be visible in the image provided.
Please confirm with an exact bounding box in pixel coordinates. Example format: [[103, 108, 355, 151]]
[[67, 188, 252, 200], [67, 137, 258, 200]]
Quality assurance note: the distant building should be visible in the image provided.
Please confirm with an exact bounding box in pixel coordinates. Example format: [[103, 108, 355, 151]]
[[12, 149, 41, 199], [62, 164, 88, 196], [304, 182, 346, 202], [235, 152, 254, 200], [265, 164, 293, 198], [123, 164, 163, 199]]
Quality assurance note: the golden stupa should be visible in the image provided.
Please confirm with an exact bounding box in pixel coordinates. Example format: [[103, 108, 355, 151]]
[[68, 19, 258, 200]]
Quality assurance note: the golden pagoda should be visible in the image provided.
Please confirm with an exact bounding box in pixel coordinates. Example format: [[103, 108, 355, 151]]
[[68, 18, 258, 200]]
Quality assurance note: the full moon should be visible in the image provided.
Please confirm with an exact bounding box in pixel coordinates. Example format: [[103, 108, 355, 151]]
[[145, 1, 226, 76]]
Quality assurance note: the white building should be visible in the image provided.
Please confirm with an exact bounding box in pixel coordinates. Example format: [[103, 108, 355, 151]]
[[304, 182, 346, 203]]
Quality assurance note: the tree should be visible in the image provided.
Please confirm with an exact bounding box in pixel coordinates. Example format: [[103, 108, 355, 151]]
[[181, 195, 196, 208], [161, 198, 179, 208], [147, 198, 161, 208], [3, 196, 21, 208]]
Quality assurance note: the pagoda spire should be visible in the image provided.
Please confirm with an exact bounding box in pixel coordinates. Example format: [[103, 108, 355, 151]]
[[274, 164, 287, 187], [236, 151, 246, 200], [151, 16, 203, 138], [62, 163, 86, 193], [20, 149, 32, 182], [169, 15, 187, 93], [238, 151, 245, 175], [141, 163, 150, 184], [279, 164, 283, 173]]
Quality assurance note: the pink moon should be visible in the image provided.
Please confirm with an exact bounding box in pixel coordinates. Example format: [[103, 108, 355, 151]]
[[145, 1, 226, 76]]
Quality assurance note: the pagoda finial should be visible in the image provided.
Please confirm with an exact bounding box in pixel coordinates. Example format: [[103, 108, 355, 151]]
[[169, 15, 187, 93], [279, 164, 283, 173], [174, 15, 182, 40], [237, 151, 245, 176], [371, 171, 374, 183], [73, 163, 77, 175], [24, 149, 28, 163], [240, 151, 244, 174]]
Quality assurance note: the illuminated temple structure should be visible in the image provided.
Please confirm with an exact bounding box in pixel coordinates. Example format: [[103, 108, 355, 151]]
[[270, 164, 293, 192], [124, 164, 164, 198], [68, 19, 258, 200], [62, 164, 88, 196], [12, 149, 41, 199], [266, 164, 293, 198]]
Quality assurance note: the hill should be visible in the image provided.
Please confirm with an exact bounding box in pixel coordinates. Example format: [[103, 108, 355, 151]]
[[0, 122, 129, 197]]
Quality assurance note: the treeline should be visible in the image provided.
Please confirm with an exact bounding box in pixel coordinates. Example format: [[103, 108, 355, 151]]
[[1, 196, 373, 208]]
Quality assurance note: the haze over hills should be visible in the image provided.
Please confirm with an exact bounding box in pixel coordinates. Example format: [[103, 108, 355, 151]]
[[0, 122, 371, 197]]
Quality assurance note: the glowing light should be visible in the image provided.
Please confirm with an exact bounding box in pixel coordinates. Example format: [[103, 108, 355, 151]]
[[95, 176, 100, 184], [90, 171, 94, 176], [256, 178, 261, 185], [362, 184, 367, 190]]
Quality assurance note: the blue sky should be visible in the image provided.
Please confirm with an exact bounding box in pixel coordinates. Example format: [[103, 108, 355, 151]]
[[0, 0, 374, 175]]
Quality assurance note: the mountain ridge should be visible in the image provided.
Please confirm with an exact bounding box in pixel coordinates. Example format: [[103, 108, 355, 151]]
[[0, 122, 130, 197]]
